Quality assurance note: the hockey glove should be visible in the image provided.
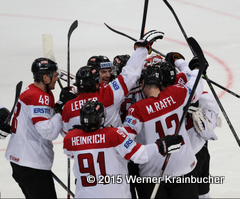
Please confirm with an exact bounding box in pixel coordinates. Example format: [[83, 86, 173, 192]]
[[188, 106, 211, 134], [165, 52, 185, 65], [189, 56, 209, 75], [155, 135, 183, 156], [55, 87, 76, 114], [0, 123, 11, 139], [113, 55, 130, 68], [0, 107, 11, 139], [134, 30, 164, 54], [54, 101, 64, 114], [59, 87, 76, 103], [113, 54, 130, 75], [0, 107, 10, 123]]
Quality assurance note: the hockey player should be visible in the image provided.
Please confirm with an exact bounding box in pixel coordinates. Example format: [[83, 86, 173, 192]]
[[120, 52, 192, 198], [122, 61, 204, 198], [4, 58, 68, 198], [61, 30, 164, 136], [63, 100, 184, 198], [120, 53, 164, 123], [187, 92, 220, 198], [120, 52, 191, 123], [87, 55, 113, 85], [185, 56, 222, 198], [0, 106, 11, 139]]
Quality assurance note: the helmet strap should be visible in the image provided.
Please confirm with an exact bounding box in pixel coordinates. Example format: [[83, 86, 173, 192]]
[[42, 73, 53, 94]]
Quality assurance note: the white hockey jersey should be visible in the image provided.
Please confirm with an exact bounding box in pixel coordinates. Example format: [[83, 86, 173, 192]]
[[186, 91, 219, 154], [63, 126, 159, 198], [122, 69, 203, 178], [62, 48, 148, 136], [5, 84, 62, 170]]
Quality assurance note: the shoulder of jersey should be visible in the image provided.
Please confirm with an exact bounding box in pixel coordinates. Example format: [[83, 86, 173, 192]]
[[20, 84, 54, 106]]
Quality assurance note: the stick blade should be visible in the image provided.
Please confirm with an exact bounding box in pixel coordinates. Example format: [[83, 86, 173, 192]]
[[187, 37, 203, 57], [104, 23, 137, 42], [68, 20, 78, 39], [42, 34, 56, 62], [187, 37, 208, 69], [5, 81, 23, 124]]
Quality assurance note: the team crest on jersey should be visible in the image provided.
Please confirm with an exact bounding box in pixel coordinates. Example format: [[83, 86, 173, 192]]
[[124, 115, 139, 127], [33, 106, 50, 115], [122, 137, 134, 149], [110, 79, 122, 91]]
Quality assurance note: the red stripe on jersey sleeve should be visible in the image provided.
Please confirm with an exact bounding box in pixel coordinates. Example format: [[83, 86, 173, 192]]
[[124, 143, 142, 160], [32, 117, 48, 125], [62, 130, 67, 136], [98, 86, 114, 108], [123, 126, 138, 135], [117, 75, 129, 97], [175, 73, 188, 85]]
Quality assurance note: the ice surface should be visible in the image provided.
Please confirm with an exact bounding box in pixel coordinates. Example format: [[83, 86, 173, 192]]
[[1, 0, 240, 198]]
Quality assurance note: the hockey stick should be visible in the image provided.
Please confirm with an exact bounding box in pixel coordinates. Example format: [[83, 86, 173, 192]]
[[140, 0, 149, 38], [52, 172, 75, 198], [4, 81, 23, 124], [59, 69, 75, 84], [66, 20, 78, 199], [151, 37, 207, 198], [202, 76, 240, 98], [104, 23, 166, 57], [67, 20, 78, 90], [42, 34, 63, 89], [204, 74, 240, 146], [104, 24, 240, 99], [163, 0, 240, 146], [42, 34, 56, 62]]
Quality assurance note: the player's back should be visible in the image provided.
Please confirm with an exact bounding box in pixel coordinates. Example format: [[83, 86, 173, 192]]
[[62, 82, 124, 136], [63, 127, 133, 198], [125, 84, 197, 178]]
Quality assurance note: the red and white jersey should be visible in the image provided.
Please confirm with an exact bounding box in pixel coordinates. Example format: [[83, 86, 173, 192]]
[[186, 91, 219, 154], [62, 48, 148, 136], [122, 69, 203, 178], [120, 62, 190, 123], [63, 127, 158, 198], [5, 84, 62, 170]]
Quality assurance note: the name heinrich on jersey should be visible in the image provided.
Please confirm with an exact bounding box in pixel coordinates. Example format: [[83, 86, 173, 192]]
[[71, 134, 105, 146]]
